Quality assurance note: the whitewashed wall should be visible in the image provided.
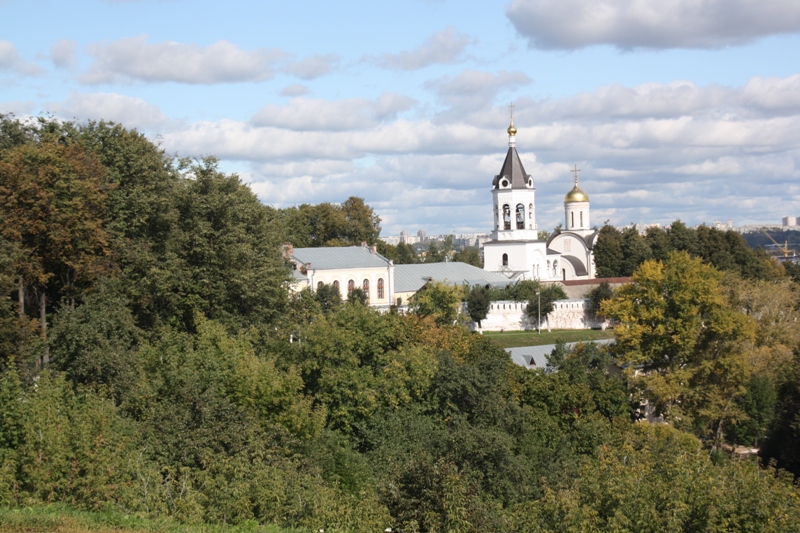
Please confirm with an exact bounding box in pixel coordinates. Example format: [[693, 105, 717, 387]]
[[471, 299, 606, 332]]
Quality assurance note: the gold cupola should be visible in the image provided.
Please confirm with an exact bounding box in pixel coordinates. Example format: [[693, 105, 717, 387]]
[[564, 184, 589, 203], [564, 165, 589, 203]]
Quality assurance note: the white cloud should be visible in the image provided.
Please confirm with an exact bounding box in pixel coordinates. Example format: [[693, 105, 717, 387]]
[[369, 27, 474, 70], [284, 54, 339, 80], [46, 92, 170, 130], [153, 74, 800, 233], [251, 93, 417, 131], [506, 0, 800, 50], [425, 69, 532, 121], [81, 35, 285, 84], [0, 40, 44, 76], [280, 84, 309, 97], [739, 75, 800, 115], [50, 39, 77, 68], [0, 101, 35, 116]]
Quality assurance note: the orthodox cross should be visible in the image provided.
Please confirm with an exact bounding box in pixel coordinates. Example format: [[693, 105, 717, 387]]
[[571, 164, 581, 185], [508, 101, 515, 120]]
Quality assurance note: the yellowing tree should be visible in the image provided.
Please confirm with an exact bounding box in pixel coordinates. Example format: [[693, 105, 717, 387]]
[[0, 142, 111, 362], [602, 251, 756, 446]]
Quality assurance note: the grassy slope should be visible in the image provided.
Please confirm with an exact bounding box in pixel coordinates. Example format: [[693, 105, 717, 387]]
[[483, 328, 615, 349], [0, 506, 305, 533]]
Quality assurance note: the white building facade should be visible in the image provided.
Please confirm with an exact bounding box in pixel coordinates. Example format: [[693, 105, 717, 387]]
[[483, 119, 597, 282]]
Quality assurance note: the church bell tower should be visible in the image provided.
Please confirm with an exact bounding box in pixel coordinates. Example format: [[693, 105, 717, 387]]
[[491, 110, 538, 242]]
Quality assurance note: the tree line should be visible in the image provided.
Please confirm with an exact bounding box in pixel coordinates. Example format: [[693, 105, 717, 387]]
[[1, 115, 800, 532], [593, 222, 782, 280]]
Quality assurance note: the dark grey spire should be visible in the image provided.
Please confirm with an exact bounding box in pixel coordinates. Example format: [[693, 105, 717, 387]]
[[493, 146, 533, 189]]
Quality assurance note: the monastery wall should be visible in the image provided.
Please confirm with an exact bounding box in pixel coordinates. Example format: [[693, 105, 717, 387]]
[[470, 299, 607, 332]]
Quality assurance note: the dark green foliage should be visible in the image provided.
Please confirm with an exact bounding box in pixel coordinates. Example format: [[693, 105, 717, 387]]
[[49, 281, 142, 403], [278, 196, 381, 248], [619, 226, 652, 276], [595, 220, 781, 280], [453, 246, 482, 267], [726, 374, 776, 447], [395, 242, 419, 264], [315, 282, 342, 313], [2, 115, 800, 531], [586, 281, 613, 318], [593, 225, 623, 278], [425, 236, 455, 263], [526, 284, 568, 322], [762, 351, 800, 476], [465, 285, 491, 327], [346, 287, 368, 305], [490, 279, 539, 301]]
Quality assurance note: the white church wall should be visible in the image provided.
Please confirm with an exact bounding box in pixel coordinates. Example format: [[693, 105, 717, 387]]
[[472, 298, 606, 332]]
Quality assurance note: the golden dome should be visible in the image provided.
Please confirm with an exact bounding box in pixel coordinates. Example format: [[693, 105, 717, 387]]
[[507, 119, 517, 136], [565, 184, 589, 203]]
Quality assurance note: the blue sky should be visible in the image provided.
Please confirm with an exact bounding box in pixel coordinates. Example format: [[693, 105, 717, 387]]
[[2, 0, 799, 236]]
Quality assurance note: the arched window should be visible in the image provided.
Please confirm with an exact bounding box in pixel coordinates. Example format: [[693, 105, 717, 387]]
[[503, 204, 511, 230], [362, 279, 370, 299], [333, 280, 340, 290], [571, 211, 575, 227], [580, 211, 583, 226], [348, 279, 355, 293], [553, 260, 558, 276], [516, 204, 525, 229], [317, 281, 324, 290], [377, 278, 385, 299], [502, 253, 509, 266]]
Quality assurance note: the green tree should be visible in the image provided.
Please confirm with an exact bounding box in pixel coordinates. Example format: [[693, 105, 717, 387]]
[[340, 196, 381, 245], [619, 226, 652, 276], [170, 158, 289, 330], [526, 284, 567, 330], [315, 282, 343, 314], [0, 141, 112, 360], [453, 246, 482, 267], [667, 219, 699, 255], [396, 242, 419, 264], [601, 251, 756, 443], [409, 281, 463, 326], [593, 225, 623, 278], [465, 285, 491, 328], [586, 282, 613, 319], [347, 287, 369, 306], [644, 225, 671, 262]]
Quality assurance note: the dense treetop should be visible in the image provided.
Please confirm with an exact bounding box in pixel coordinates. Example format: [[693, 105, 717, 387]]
[[1, 115, 800, 532]]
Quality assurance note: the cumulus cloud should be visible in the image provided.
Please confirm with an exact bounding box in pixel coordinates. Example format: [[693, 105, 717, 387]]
[[46, 92, 171, 130], [284, 54, 339, 80], [506, 0, 800, 50], [50, 39, 77, 68], [251, 93, 417, 131], [369, 27, 474, 70], [153, 74, 799, 233], [280, 83, 309, 97], [425, 69, 531, 121], [81, 35, 285, 84], [0, 40, 44, 75]]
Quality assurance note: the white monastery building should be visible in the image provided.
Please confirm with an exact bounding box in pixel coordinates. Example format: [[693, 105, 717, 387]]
[[483, 118, 598, 282]]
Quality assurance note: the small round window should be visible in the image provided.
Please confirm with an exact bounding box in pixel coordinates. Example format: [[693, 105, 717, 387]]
[[501, 179, 509, 187]]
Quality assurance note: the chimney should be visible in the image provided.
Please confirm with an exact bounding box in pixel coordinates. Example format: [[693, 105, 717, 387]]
[[370, 245, 377, 254], [361, 241, 368, 248]]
